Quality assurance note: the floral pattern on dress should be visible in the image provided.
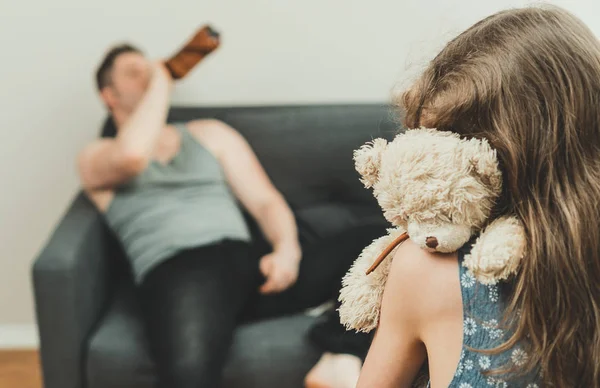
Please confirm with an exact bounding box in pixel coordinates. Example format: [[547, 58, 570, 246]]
[[439, 243, 541, 387], [511, 348, 528, 367], [479, 356, 491, 370], [464, 317, 478, 336], [488, 284, 499, 303], [461, 272, 476, 288]]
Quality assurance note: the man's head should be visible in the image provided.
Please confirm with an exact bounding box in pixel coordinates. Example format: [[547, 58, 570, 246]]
[[95, 44, 150, 115]]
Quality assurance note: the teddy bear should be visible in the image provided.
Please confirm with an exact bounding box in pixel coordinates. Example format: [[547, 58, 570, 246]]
[[338, 127, 526, 333]]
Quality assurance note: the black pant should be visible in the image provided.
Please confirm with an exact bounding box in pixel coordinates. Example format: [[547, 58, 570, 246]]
[[138, 224, 383, 388]]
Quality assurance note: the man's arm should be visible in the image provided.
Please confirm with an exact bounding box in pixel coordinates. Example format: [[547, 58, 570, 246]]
[[357, 239, 463, 388], [188, 119, 301, 293], [78, 62, 173, 191]]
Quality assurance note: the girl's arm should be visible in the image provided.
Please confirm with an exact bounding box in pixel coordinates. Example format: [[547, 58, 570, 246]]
[[357, 239, 462, 388]]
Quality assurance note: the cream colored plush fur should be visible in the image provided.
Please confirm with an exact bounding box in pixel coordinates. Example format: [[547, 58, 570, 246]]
[[339, 227, 407, 333], [464, 215, 526, 285], [339, 128, 526, 332]]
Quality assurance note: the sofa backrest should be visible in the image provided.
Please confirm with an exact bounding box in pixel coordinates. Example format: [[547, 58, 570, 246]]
[[100, 104, 401, 243]]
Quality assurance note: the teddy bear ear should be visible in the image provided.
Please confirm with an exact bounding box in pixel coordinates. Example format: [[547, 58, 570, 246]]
[[353, 138, 388, 188], [463, 138, 503, 195]]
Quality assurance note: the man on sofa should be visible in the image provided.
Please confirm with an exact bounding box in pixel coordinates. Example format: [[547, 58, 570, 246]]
[[77, 44, 381, 388]]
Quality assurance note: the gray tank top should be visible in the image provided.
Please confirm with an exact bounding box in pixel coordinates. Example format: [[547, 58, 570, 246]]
[[104, 122, 251, 284]]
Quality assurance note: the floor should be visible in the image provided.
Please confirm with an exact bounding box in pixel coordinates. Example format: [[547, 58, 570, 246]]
[[0, 350, 42, 388]]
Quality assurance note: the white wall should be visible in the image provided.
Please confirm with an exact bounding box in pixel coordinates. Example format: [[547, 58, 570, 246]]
[[0, 0, 598, 341]]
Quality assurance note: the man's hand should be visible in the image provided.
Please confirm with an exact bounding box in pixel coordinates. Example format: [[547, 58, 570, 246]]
[[259, 248, 301, 294]]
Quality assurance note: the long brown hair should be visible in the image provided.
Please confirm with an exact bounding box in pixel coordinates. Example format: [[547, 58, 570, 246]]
[[399, 6, 600, 387]]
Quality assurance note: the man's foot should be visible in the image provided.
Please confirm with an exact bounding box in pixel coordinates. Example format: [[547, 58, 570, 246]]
[[304, 352, 362, 388]]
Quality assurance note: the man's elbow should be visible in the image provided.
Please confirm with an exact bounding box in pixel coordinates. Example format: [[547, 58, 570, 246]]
[[77, 149, 148, 191], [253, 193, 282, 217], [120, 150, 149, 176]]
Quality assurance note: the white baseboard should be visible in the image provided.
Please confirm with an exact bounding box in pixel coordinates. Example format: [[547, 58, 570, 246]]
[[0, 324, 39, 349]]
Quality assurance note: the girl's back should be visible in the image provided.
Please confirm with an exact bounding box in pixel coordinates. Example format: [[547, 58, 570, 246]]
[[358, 6, 600, 387]]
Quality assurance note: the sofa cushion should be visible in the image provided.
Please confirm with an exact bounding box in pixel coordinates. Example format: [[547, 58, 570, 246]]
[[86, 286, 321, 388], [216, 105, 397, 209], [100, 103, 397, 226]]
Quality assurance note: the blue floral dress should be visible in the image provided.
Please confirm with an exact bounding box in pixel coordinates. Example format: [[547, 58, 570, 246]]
[[429, 242, 541, 387]]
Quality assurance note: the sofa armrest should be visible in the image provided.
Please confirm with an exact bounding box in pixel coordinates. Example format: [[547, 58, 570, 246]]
[[32, 192, 121, 388]]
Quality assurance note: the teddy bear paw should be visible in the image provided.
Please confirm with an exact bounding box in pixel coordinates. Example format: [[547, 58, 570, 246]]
[[464, 216, 525, 285]]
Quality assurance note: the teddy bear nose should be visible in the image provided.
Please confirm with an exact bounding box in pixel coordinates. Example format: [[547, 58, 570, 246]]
[[426, 237, 439, 249]]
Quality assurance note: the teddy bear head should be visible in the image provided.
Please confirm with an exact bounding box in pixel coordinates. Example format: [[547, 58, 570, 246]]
[[354, 128, 503, 253]]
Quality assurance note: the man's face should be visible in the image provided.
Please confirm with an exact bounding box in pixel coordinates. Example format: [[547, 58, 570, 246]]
[[102, 52, 151, 113]]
